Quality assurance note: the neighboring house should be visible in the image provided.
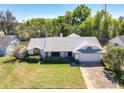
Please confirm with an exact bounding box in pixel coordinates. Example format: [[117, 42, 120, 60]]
[[27, 33, 105, 62], [0, 35, 20, 55], [109, 36, 124, 47]]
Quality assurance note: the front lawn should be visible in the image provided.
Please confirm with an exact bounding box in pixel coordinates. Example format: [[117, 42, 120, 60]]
[[0, 60, 86, 88]]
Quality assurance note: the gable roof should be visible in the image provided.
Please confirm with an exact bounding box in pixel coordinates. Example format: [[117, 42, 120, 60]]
[[27, 38, 45, 50], [109, 36, 124, 46], [74, 40, 104, 53], [67, 33, 80, 38], [27, 36, 103, 52], [0, 35, 19, 48]]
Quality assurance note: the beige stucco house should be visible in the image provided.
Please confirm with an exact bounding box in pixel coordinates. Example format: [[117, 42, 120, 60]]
[[27, 33, 105, 62]]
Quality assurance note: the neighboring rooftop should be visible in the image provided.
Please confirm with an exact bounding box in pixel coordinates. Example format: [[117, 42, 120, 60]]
[[109, 35, 124, 46], [0, 35, 18, 48], [118, 36, 124, 44]]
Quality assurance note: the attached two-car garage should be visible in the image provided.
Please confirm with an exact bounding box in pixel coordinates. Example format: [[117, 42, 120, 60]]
[[75, 53, 101, 62]]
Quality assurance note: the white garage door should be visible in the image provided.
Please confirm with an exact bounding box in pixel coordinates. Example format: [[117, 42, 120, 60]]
[[79, 53, 100, 62]]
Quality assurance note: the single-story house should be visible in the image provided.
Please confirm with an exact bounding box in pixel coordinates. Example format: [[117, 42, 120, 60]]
[[27, 33, 105, 62], [0, 35, 20, 55], [109, 36, 124, 47]]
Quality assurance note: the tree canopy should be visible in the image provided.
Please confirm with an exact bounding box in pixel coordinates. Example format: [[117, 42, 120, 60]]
[[0, 10, 17, 35], [0, 5, 124, 39]]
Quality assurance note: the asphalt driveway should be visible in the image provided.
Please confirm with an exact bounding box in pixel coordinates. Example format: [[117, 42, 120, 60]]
[[80, 62, 120, 89]]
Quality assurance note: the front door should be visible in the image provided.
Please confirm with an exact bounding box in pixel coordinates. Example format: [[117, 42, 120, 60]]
[[68, 52, 72, 57]]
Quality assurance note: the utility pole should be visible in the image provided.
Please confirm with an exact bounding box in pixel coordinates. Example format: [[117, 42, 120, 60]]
[[105, 4, 107, 12]]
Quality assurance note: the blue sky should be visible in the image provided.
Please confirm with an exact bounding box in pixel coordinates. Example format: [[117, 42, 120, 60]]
[[0, 4, 123, 22]]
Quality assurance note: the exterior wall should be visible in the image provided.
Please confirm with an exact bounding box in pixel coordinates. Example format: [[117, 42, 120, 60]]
[[60, 52, 65, 58], [28, 49, 33, 55], [72, 53, 75, 57], [40, 50, 46, 58], [99, 53, 104, 60], [48, 52, 51, 57], [65, 52, 68, 57], [74, 53, 79, 60]]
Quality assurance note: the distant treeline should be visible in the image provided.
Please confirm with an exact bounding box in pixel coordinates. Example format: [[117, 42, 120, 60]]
[[0, 4, 124, 40]]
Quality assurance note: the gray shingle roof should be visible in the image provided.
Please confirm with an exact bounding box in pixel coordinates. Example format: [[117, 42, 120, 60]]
[[27, 36, 103, 52], [0, 35, 18, 48], [109, 36, 124, 46], [44, 37, 103, 52], [27, 38, 45, 50]]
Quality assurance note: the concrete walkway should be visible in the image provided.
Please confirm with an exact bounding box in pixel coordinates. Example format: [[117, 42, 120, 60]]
[[80, 62, 120, 89]]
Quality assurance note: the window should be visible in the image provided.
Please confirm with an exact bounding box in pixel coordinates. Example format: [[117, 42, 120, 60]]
[[51, 52, 60, 56], [86, 47, 92, 50], [33, 48, 40, 55], [68, 52, 72, 56]]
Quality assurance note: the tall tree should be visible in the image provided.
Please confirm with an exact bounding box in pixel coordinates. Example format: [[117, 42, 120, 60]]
[[0, 10, 17, 35], [94, 10, 106, 38], [119, 20, 124, 35], [64, 11, 73, 25], [94, 10, 113, 39], [73, 4, 91, 24], [100, 14, 113, 39], [80, 17, 95, 36]]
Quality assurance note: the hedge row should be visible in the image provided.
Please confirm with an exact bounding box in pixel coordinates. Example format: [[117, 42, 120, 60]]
[[42, 57, 68, 64]]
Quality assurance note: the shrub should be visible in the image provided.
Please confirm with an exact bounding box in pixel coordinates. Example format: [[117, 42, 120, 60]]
[[75, 60, 80, 64], [103, 48, 124, 71], [103, 48, 124, 87], [26, 55, 41, 63], [42, 57, 67, 64]]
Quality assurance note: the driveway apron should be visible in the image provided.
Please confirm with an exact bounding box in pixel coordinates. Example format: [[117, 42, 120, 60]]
[[80, 62, 120, 89]]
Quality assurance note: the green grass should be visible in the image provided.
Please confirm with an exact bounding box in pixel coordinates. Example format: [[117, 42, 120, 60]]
[[0, 61, 86, 88]]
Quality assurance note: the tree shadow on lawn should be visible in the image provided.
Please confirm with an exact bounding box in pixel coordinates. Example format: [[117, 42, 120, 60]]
[[2, 58, 17, 64]]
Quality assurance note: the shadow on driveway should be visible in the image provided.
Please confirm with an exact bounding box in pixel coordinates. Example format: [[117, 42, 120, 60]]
[[80, 62, 103, 67]]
